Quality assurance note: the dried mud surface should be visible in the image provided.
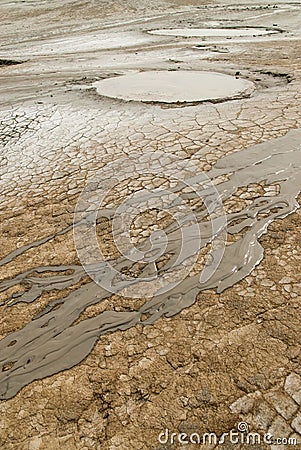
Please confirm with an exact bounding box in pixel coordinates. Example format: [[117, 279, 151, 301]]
[[1, 0, 301, 449]]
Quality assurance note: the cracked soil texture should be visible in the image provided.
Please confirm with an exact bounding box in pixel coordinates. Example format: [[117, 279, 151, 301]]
[[0, 0, 301, 449]]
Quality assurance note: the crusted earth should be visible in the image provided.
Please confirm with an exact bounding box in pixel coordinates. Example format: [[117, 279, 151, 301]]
[[0, 0, 301, 449]]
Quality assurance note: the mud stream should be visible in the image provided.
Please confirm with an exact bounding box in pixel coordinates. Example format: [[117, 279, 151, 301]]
[[0, 129, 301, 400]]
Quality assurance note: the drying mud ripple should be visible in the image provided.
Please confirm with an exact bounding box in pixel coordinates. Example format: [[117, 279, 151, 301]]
[[0, 129, 301, 400]]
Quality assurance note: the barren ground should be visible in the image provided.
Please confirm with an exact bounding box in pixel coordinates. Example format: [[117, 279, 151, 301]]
[[0, 0, 301, 449]]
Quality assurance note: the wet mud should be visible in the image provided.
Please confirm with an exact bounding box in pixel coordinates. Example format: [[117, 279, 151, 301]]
[[0, 129, 300, 399], [93, 70, 255, 104]]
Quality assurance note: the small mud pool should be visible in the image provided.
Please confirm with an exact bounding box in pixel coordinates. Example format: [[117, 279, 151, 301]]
[[148, 27, 279, 38], [93, 71, 255, 104]]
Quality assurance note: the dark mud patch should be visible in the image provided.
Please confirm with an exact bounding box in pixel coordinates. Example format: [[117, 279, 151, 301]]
[[0, 59, 23, 66], [254, 70, 293, 84]]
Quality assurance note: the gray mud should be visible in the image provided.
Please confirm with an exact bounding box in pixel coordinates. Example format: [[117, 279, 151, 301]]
[[148, 27, 279, 38], [93, 71, 255, 104], [0, 129, 301, 399]]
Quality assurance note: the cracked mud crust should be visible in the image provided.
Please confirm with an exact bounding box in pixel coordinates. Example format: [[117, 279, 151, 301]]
[[0, 0, 301, 449]]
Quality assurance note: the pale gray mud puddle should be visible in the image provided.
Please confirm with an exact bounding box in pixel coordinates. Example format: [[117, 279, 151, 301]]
[[93, 70, 255, 104], [0, 128, 301, 399], [148, 27, 279, 37]]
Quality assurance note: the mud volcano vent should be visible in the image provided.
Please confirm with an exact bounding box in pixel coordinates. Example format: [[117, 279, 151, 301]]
[[93, 71, 255, 104]]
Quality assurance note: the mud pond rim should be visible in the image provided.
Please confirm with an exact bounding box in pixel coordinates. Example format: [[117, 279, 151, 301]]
[[92, 70, 255, 105]]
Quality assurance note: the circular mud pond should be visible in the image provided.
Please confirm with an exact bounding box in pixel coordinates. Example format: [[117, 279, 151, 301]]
[[148, 28, 278, 38], [93, 71, 255, 104]]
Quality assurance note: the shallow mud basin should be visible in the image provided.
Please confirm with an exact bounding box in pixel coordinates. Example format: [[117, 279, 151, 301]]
[[148, 27, 279, 38], [93, 70, 255, 104]]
